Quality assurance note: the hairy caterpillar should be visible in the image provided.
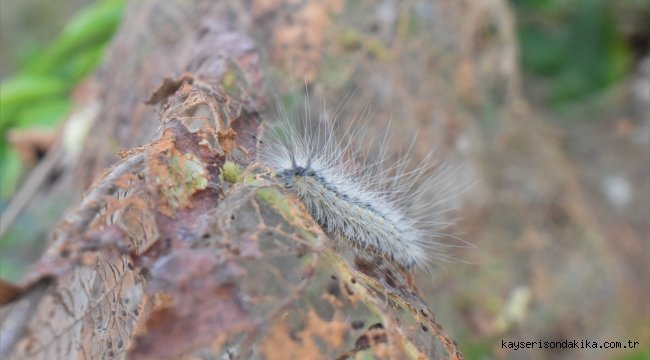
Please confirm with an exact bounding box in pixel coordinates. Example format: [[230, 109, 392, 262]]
[[259, 101, 462, 272]]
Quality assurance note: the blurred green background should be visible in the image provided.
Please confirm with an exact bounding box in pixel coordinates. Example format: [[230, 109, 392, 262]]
[[0, 0, 124, 198], [514, 0, 639, 104]]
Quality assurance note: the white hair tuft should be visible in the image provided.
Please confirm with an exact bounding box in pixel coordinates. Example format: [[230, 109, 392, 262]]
[[258, 98, 465, 272]]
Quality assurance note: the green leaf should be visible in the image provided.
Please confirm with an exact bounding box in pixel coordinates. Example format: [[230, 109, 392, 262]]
[[0, 75, 69, 130], [24, 0, 124, 75], [514, 0, 632, 104], [14, 98, 71, 129], [62, 44, 109, 82], [519, 27, 567, 75]]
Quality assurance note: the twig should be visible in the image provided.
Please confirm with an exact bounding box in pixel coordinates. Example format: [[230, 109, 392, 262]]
[[0, 146, 63, 238]]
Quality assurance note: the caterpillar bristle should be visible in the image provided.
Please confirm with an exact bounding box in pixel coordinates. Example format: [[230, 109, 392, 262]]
[[258, 97, 466, 273]]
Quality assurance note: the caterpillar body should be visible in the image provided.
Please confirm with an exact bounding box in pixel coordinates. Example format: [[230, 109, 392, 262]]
[[259, 106, 460, 272]]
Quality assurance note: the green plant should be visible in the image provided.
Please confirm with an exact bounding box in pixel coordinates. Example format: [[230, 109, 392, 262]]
[[0, 0, 125, 198]]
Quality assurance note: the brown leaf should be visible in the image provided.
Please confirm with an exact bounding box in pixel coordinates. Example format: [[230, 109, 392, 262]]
[[0, 279, 23, 305], [7, 129, 57, 164], [145, 73, 194, 105]]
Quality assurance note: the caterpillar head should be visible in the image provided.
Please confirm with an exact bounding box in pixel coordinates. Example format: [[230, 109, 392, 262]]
[[276, 166, 309, 189], [275, 155, 321, 189]]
